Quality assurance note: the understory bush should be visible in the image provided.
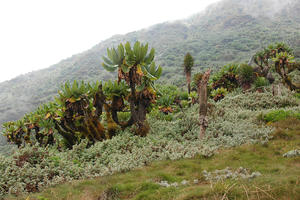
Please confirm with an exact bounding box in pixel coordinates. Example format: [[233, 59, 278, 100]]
[[0, 90, 298, 197], [261, 109, 300, 122], [218, 89, 298, 110], [253, 77, 269, 89], [294, 93, 300, 99]]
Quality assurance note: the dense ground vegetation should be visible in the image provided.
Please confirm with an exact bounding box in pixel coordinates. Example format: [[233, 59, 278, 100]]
[[7, 117, 300, 200], [1, 86, 299, 198]]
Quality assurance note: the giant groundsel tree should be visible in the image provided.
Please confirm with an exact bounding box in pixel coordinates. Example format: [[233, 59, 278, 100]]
[[2, 41, 162, 148], [102, 41, 162, 136], [183, 53, 194, 94], [253, 43, 300, 91]]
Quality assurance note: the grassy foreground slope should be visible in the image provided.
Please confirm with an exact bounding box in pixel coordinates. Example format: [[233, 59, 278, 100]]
[[2, 88, 300, 199], [7, 118, 300, 200]]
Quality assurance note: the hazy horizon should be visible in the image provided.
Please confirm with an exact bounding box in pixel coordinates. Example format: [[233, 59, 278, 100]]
[[0, 0, 221, 83]]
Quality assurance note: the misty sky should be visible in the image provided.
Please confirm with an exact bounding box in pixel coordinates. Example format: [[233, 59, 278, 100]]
[[0, 0, 220, 83]]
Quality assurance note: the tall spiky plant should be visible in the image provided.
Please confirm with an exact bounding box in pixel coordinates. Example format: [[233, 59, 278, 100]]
[[102, 41, 162, 136], [54, 80, 107, 146], [183, 53, 194, 94]]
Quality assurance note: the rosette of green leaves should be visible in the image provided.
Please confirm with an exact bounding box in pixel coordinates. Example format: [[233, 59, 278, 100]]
[[210, 64, 239, 89], [102, 41, 162, 92], [54, 80, 98, 117], [157, 95, 175, 107], [2, 119, 27, 146], [253, 77, 269, 89], [211, 87, 228, 101], [211, 64, 239, 82], [56, 80, 91, 103], [268, 42, 292, 55], [103, 80, 129, 100], [2, 121, 18, 143], [189, 91, 198, 101], [272, 52, 295, 64]]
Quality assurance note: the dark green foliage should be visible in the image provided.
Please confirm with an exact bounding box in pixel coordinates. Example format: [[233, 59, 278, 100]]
[[254, 77, 269, 89], [183, 53, 194, 74], [155, 84, 185, 114], [157, 95, 175, 108], [210, 64, 239, 98], [178, 91, 189, 101], [260, 110, 300, 123], [54, 81, 107, 146], [156, 95, 175, 115], [294, 93, 300, 99], [237, 64, 254, 88], [253, 42, 293, 73], [211, 87, 228, 102], [192, 72, 203, 88], [183, 52, 194, 94]]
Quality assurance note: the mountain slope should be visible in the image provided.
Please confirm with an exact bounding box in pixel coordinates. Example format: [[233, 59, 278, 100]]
[[0, 0, 300, 131]]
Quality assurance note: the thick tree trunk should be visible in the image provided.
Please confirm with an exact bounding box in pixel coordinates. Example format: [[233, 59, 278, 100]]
[[186, 72, 191, 94], [94, 85, 105, 118], [54, 121, 76, 148], [272, 84, 282, 96], [197, 69, 211, 139], [135, 99, 148, 136], [110, 67, 151, 136]]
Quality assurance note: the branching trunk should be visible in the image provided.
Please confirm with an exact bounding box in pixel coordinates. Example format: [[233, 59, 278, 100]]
[[135, 99, 148, 136], [197, 69, 211, 139], [275, 62, 299, 91], [54, 121, 77, 148], [94, 84, 105, 118]]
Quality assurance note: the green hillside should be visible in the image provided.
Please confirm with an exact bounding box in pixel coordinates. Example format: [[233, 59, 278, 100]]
[[0, 0, 300, 136]]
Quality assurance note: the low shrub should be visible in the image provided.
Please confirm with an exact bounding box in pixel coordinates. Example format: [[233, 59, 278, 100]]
[[262, 110, 300, 122], [237, 64, 254, 86], [210, 64, 239, 92], [211, 87, 228, 101], [294, 93, 300, 99], [254, 77, 269, 89], [219, 91, 298, 110]]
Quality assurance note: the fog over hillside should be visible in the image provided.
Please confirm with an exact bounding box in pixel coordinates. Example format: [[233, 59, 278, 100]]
[[208, 0, 297, 17], [190, 0, 300, 24]]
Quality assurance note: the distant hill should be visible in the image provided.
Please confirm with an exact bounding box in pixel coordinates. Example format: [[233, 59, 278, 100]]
[[0, 0, 300, 133]]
